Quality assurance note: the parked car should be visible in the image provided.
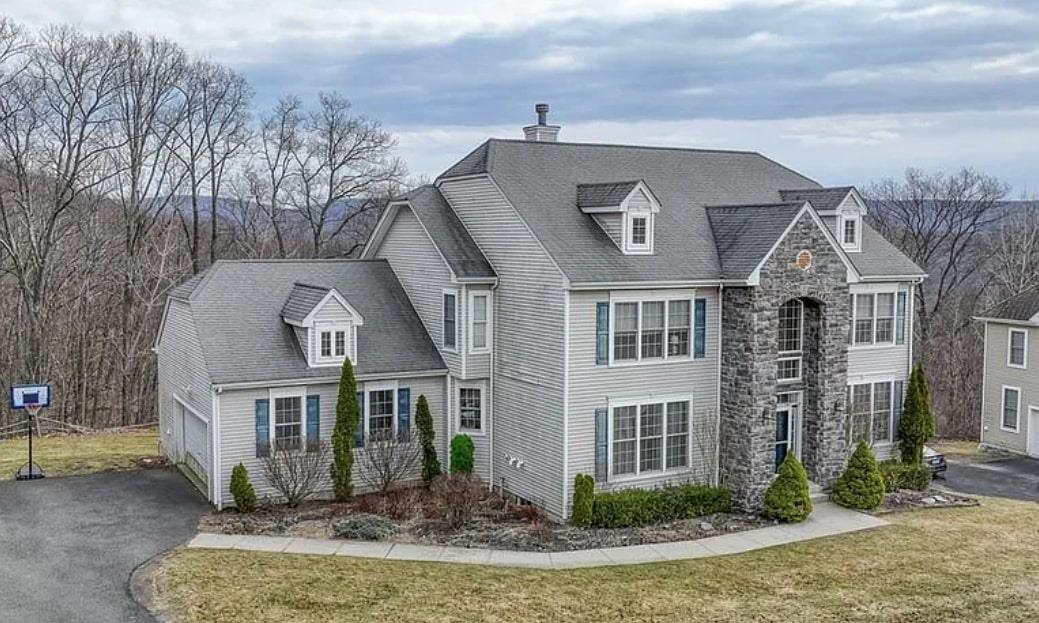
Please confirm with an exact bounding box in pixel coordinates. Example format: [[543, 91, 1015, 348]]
[[924, 445, 947, 476]]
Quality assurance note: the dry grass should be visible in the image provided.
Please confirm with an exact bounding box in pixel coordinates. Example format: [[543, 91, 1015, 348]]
[[0, 430, 159, 478], [932, 438, 1010, 462], [158, 497, 1039, 623]]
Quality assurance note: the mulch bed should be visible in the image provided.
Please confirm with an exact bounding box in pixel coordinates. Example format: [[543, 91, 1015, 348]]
[[876, 488, 979, 514], [198, 488, 775, 552]]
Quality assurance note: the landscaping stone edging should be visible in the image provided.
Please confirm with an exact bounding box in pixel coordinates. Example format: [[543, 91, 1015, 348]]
[[187, 502, 888, 569]]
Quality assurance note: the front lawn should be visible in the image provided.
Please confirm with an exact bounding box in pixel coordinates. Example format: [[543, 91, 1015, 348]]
[[931, 439, 1011, 463], [0, 430, 160, 478], [156, 497, 1039, 622]]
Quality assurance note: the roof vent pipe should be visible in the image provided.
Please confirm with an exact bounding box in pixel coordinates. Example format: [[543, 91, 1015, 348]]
[[523, 103, 560, 142]]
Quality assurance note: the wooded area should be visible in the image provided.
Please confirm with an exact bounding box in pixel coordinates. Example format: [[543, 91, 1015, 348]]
[[0, 17, 1034, 439]]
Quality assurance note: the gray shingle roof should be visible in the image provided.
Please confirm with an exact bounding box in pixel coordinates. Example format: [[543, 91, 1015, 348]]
[[779, 187, 855, 212], [281, 283, 330, 324], [706, 202, 806, 279], [576, 181, 641, 208], [402, 185, 495, 279], [982, 286, 1039, 322], [169, 271, 206, 300], [180, 259, 445, 384], [820, 218, 926, 278]]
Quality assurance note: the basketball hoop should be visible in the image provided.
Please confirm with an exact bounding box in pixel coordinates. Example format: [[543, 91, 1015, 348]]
[[24, 402, 41, 417], [10, 383, 50, 481]]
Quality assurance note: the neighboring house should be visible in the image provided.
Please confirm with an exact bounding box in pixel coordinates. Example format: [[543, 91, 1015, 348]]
[[156, 106, 925, 518], [975, 287, 1039, 458]]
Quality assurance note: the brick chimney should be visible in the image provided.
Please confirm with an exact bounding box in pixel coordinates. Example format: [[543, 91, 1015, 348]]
[[523, 103, 560, 142]]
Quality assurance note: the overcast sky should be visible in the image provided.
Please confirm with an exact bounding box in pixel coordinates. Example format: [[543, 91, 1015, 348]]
[[5, 1, 1038, 193]]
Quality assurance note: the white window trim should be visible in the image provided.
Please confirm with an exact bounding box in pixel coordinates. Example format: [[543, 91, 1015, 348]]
[[312, 322, 352, 366], [839, 213, 861, 251], [607, 395, 693, 482], [467, 290, 492, 355], [268, 386, 308, 446], [851, 291, 902, 349], [608, 295, 694, 367], [1001, 384, 1021, 433], [441, 289, 459, 354], [847, 378, 898, 445], [1007, 328, 1028, 369], [777, 357, 802, 384], [624, 211, 654, 254], [456, 381, 487, 436], [777, 300, 803, 384], [364, 381, 399, 438]]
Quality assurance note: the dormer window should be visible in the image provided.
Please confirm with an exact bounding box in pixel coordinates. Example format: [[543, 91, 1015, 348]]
[[577, 180, 661, 256], [839, 214, 861, 251], [317, 325, 349, 362], [281, 283, 365, 368]]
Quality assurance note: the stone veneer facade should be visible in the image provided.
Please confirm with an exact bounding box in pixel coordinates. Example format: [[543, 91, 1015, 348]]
[[719, 211, 851, 510]]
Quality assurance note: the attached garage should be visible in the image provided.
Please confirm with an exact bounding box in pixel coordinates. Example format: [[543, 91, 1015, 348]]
[[175, 399, 210, 494]]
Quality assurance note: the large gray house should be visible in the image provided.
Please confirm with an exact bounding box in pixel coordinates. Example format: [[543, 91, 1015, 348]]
[[975, 287, 1039, 458], [156, 108, 925, 519]]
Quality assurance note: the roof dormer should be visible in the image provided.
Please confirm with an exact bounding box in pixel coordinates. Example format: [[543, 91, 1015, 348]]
[[281, 282, 365, 367], [577, 180, 661, 255], [779, 186, 868, 253]]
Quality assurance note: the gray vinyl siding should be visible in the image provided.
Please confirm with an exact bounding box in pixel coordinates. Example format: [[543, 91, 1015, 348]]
[[462, 284, 492, 378], [439, 176, 568, 519], [566, 288, 721, 514], [216, 374, 446, 506], [447, 376, 491, 480], [157, 299, 212, 462], [373, 205, 462, 375], [981, 321, 1037, 454], [846, 283, 912, 383], [592, 214, 623, 249]]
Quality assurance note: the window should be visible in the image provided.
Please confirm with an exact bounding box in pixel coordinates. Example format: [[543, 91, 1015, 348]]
[[1002, 386, 1020, 431], [848, 381, 896, 444], [631, 216, 647, 246], [334, 331, 345, 357], [843, 217, 858, 247], [274, 396, 302, 449], [611, 299, 695, 364], [470, 293, 490, 352], [777, 300, 803, 383], [667, 300, 690, 357], [625, 212, 652, 253], [442, 291, 457, 351], [368, 389, 395, 439], [851, 292, 903, 346], [458, 387, 483, 433], [610, 398, 690, 478], [1009, 329, 1027, 368], [641, 302, 664, 359], [316, 325, 349, 363]]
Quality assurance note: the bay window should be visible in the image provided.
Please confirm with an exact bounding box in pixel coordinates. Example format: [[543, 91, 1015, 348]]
[[610, 398, 691, 478], [469, 292, 490, 353]]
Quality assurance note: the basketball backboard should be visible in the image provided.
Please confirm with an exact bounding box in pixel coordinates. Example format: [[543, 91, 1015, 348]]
[[10, 384, 52, 410]]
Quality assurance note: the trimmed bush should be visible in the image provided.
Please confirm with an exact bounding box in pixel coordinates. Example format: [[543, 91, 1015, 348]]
[[229, 462, 256, 513], [762, 453, 812, 523], [879, 460, 933, 492], [832, 441, 886, 510], [590, 484, 731, 529], [331, 357, 358, 501], [449, 434, 475, 474], [332, 514, 398, 540], [898, 363, 935, 465], [416, 394, 441, 484], [571, 474, 594, 528], [431, 472, 484, 528]]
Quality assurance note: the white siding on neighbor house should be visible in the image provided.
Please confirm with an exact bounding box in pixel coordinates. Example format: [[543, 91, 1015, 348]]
[[372, 206, 462, 375], [981, 321, 1039, 455], [157, 299, 212, 462], [566, 288, 721, 514], [439, 176, 568, 518], [216, 375, 446, 506]]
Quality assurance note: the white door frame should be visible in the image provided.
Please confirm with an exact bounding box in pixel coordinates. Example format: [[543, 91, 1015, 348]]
[[1028, 406, 1039, 459], [776, 392, 803, 466]]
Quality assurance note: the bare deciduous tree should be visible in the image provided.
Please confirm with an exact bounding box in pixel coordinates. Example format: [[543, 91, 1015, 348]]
[[359, 430, 421, 493], [986, 200, 1039, 300], [261, 442, 331, 507]]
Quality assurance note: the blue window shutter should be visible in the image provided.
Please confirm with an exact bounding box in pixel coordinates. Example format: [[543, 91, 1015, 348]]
[[594, 407, 608, 482], [255, 399, 270, 457], [397, 387, 411, 438], [306, 395, 320, 448], [694, 298, 707, 359], [354, 391, 365, 447], [595, 302, 609, 365]]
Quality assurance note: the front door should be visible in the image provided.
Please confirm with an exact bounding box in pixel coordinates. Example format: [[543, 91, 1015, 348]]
[[1028, 407, 1039, 459], [775, 393, 802, 470]]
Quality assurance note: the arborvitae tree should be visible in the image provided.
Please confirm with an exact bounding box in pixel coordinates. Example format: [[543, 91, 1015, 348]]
[[571, 473, 594, 528], [898, 363, 935, 464], [762, 453, 813, 522], [331, 357, 358, 500], [230, 462, 257, 512], [415, 394, 441, 484], [832, 441, 886, 510], [450, 434, 475, 474]]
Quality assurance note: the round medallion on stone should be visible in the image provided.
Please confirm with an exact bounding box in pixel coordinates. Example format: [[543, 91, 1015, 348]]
[[796, 249, 813, 271]]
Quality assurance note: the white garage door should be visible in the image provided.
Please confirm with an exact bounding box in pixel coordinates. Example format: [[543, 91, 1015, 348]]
[[179, 401, 210, 489]]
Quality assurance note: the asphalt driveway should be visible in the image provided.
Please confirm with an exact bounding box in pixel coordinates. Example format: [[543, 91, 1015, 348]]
[[940, 455, 1039, 503], [0, 468, 209, 623]]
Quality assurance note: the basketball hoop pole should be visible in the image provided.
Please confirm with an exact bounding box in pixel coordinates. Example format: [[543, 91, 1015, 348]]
[[17, 403, 44, 481]]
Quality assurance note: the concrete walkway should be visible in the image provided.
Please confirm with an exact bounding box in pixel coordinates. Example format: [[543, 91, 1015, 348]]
[[187, 501, 886, 569]]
